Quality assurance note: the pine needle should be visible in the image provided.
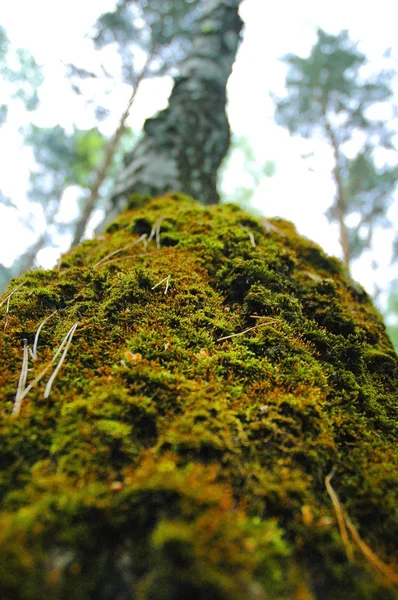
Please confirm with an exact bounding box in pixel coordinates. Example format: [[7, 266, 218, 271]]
[[151, 275, 170, 294], [0, 281, 25, 309], [43, 322, 79, 398], [240, 225, 256, 247], [148, 216, 164, 248], [325, 469, 353, 560], [12, 322, 79, 413], [12, 339, 29, 416], [30, 311, 57, 361], [217, 317, 279, 342], [93, 234, 147, 268], [1, 281, 25, 330], [345, 514, 398, 585], [325, 469, 398, 585]]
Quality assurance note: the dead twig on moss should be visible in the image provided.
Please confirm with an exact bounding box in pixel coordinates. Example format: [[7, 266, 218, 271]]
[[325, 469, 398, 585], [151, 275, 170, 294], [30, 311, 57, 361], [93, 234, 147, 269], [12, 339, 29, 416]]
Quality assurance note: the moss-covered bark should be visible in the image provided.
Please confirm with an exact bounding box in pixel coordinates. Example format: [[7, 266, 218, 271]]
[[0, 194, 397, 599]]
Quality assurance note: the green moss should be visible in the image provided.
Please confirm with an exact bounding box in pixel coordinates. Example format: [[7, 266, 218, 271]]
[[0, 195, 397, 599]]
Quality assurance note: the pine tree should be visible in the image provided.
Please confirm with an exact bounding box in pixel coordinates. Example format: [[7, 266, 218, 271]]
[[274, 28, 398, 274]]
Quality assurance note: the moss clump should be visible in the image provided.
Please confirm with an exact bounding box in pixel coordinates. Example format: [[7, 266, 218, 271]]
[[0, 194, 397, 599]]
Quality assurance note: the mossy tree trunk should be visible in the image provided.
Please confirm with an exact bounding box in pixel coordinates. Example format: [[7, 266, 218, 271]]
[[1, 195, 397, 599]]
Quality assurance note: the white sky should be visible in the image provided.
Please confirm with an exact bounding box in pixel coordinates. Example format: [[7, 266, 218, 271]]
[[1, 0, 398, 300]]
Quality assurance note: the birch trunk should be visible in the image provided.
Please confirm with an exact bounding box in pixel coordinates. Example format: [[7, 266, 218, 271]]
[[108, 0, 243, 222]]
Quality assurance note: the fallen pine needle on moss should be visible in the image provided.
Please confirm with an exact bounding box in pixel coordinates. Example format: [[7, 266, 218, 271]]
[[325, 468, 398, 585], [11, 322, 79, 414], [240, 224, 256, 247], [1, 281, 26, 330], [12, 339, 29, 416], [148, 216, 164, 249], [30, 311, 57, 361], [44, 322, 79, 399], [325, 468, 353, 560], [151, 275, 170, 294], [93, 234, 147, 269], [217, 317, 279, 341]]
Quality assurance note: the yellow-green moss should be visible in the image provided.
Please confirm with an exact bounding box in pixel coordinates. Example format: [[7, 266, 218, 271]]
[[0, 194, 397, 599]]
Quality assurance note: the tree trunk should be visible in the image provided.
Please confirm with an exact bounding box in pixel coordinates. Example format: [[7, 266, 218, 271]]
[[0, 194, 397, 599], [107, 0, 243, 225], [325, 121, 351, 271]]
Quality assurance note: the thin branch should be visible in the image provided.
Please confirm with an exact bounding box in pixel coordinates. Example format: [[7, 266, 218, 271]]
[[70, 48, 156, 248], [93, 234, 147, 269]]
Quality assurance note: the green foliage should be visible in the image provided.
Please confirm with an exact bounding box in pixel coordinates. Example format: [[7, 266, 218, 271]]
[[0, 25, 43, 117], [274, 28, 398, 270], [91, 0, 201, 82], [275, 29, 394, 146]]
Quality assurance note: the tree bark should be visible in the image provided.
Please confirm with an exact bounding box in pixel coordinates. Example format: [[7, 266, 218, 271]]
[[107, 0, 243, 224]]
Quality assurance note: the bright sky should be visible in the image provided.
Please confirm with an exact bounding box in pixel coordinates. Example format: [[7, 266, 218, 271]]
[[1, 0, 398, 300]]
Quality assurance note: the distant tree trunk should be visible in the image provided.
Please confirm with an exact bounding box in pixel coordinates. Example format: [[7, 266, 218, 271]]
[[325, 120, 351, 271], [107, 0, 243, 224]]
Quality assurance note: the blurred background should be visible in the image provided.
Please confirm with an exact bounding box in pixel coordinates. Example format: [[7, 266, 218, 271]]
[[1, 0, 397, 347]]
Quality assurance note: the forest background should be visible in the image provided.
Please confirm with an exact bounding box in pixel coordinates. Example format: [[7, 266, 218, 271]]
[[1, 0, 398, 347]]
